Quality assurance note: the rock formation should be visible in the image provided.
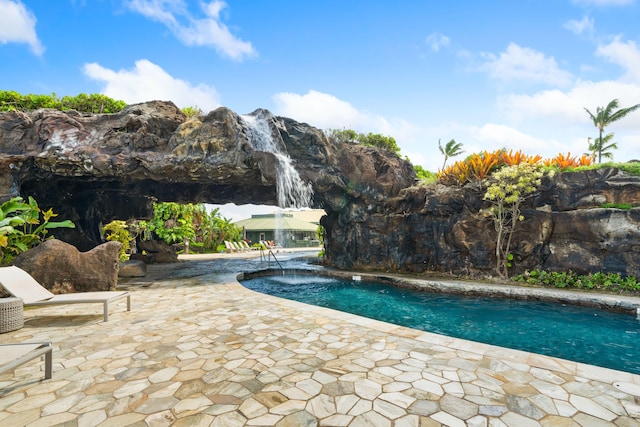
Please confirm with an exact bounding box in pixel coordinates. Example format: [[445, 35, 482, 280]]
[[0, 101, 413, 250], [324, 168, 640, 278], [13, 239, 121, 292], [1, 101, 639, 278]]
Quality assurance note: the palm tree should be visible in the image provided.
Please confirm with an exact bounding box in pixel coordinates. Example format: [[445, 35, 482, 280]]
[[584, 134, 618, 162], [438, 138, 464, 169], [584, 99, 640, 163]]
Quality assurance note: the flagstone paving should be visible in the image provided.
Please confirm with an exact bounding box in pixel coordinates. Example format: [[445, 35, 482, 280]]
[[1, 253, 640, 426]]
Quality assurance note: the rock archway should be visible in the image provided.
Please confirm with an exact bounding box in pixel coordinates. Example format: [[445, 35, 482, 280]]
[[0, 101, 414, 251], [2, 101, 639, 278]]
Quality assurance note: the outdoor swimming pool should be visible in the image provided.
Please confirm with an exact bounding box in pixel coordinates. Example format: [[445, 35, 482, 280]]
[[240, 273, 640, 375]]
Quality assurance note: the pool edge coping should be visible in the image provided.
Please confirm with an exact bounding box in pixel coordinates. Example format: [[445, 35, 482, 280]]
[[236, 268, 640, 384]]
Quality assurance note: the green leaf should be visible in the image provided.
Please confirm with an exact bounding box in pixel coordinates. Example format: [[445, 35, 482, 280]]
[[43, 220, 76, 229]]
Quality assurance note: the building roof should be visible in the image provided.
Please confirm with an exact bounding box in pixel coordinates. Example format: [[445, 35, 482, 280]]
[[234, 214, 318, 232], [284, 209, 324, 224]]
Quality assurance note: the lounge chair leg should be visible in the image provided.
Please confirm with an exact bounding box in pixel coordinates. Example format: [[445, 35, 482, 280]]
[[104, 302, 109, 322], [44, 344, 52, 379], [127, 294, 131, 311]]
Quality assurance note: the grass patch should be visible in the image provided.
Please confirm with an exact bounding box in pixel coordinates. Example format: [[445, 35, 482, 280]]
[[564, 161, 640, 176], [600, 203, 635, 210]]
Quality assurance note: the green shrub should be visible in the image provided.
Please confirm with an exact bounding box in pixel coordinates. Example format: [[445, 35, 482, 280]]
[[0, 196, 75, 265], [513, 270, 640, 293], [102, 220, 132, 261], [565, 161, 640, 177], [0, 90, 126, 113]]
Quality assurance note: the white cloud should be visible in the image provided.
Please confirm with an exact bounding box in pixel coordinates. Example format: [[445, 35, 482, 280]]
[[0, 0, 44, 55], [480, 43, 574, 87], [469, 123, 554, 153], [425, 32, 450, 52], [497, 35, 640, 127], [498, 80, 640, 125], [125, 0, 256, 61], [273, 90, 374, 129], [83, 59, 221, 111], [272, 90, 419, 142], [564, 15, 594, 35], [498, 89, 585, 123], [596, 37, 640, 82]]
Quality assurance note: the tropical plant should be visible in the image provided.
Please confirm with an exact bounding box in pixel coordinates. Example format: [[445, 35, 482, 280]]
[[543, 152, 593, 169], [182, 106, 204, 118], [438, 138, 464, 169], [0, 196, 75, 265], [438, 150, 501, 185], [326, 128, 401, 154], [482, 163, 549, 278], [102, 220, 131, 261], [147, 202, 197, 246], [584, 99, 640, 163], [500, 149, 541, 166], [143, 203, 242, 253], [437, 161, 471, 186], [468, 151, 500, 181], [584, 134, 617, 162], [200, 207, 242, 252]]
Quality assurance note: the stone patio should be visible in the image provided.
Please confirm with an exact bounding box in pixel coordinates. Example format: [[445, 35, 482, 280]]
[[1, 252, 639, 426]]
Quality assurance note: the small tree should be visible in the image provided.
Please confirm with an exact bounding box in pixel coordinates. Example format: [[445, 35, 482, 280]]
[[438, 138, 464, 169], [584, 99, 639, 163], [326, 128, 358, 144], [357, 132, 401, 154], [483, 163, 549, 278], [584, 134, 617, 162]]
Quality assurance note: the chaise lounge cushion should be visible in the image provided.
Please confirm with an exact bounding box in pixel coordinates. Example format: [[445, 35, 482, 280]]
[[0, 266, 130, 322]]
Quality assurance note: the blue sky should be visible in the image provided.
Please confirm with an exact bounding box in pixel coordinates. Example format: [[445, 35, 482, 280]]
[[1, 0, 640, 219]]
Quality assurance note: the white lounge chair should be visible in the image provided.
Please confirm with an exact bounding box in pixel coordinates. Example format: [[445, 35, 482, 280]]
[[0, 266, 130, 322], [234, 241, 250, 252], [0, 342, 52, 380], [239, 241, 258, 251]]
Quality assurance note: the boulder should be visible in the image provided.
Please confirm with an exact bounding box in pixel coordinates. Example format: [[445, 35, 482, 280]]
[[12, 239, 121, 293], [119, 259, 147, 277], [135, 239, 178, 264]]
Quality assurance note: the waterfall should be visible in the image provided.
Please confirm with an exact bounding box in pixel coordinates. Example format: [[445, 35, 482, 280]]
[[241, 111, 313, 209]]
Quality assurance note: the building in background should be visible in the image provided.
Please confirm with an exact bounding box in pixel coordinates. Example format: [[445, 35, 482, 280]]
[[234, 211, 323, 248]]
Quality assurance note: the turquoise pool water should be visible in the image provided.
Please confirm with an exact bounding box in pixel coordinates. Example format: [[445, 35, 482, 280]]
[[240, 274, 640, 374]]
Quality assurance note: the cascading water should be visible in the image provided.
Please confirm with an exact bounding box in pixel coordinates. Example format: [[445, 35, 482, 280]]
[[241, 111, 314, 247]]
